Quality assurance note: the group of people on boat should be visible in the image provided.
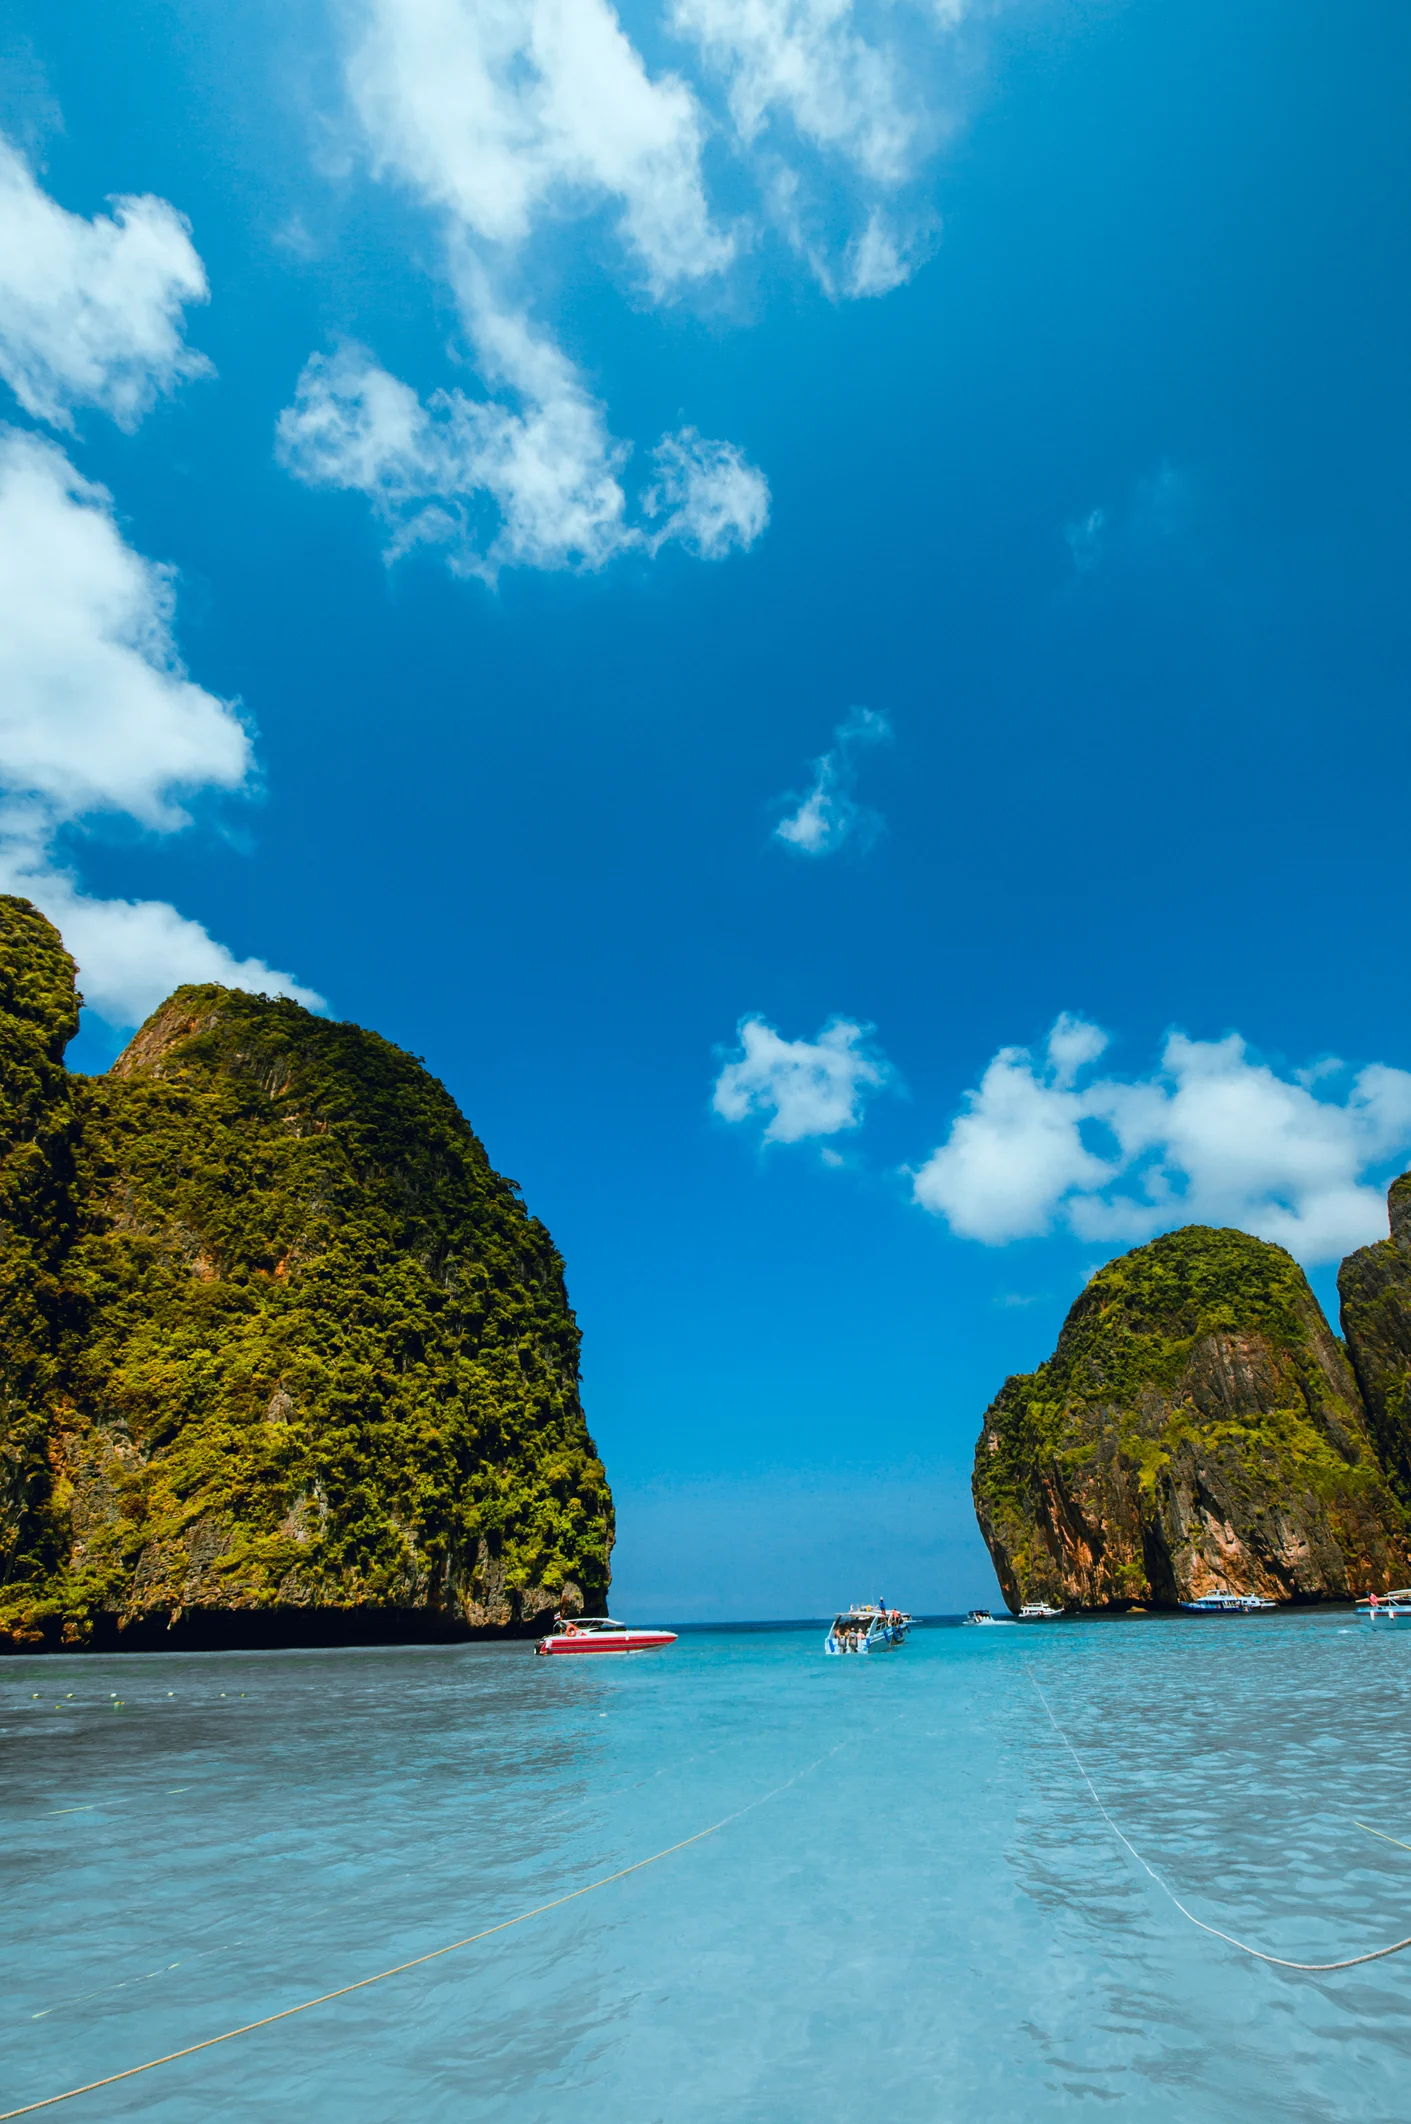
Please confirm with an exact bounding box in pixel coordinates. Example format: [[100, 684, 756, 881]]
[[826, 1600, 910, 1652]]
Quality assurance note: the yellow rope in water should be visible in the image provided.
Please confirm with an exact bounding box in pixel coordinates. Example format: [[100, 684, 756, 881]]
[[1027, 1667, 1411, 1972], [0, 1833, 720, 2119], [1355, 1821, 1411, 1857], [1, 1740, 849, 2117]]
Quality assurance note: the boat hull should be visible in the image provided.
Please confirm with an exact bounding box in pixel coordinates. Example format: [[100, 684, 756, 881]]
[[536, 1629, 678, 1656]]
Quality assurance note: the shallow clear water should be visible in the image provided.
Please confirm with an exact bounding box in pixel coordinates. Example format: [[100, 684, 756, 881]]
[[3, 1612, 1410, 2121]]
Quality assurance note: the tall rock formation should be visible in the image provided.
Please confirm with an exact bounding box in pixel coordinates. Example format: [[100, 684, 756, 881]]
[[973, 1223, 1409, 1612], [0, 904, 82, 1608], [1339, 1173, 1411, 1512], [0, 897, 613, 1651]]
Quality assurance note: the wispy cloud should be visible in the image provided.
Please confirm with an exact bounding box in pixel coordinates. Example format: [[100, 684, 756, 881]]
[[773, 707, 891, 856], [287, 0, 1004, 580], [912, 1013, 1411, 1264], [1064, 506, 1104, 574], [0, 132, 210, 431], [712, 1012, 895, 1144], [277, 341, 768, 581], [671, 0, 982, 294], [1063, 463, 1191, 577], [281, 0, 764, 585], [347, 0, 734, 298], [643, 426, 771, 560]]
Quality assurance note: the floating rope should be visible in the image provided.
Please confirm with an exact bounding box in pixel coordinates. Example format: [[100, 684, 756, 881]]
[[1355, 1821, 1411, 1857], [1026, 1665, 1411, 1972], [0, 1740, 848, 2118]]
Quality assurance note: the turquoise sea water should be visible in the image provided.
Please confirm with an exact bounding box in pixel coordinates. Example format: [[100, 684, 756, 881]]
[[3, 1612, 1410, 2121]]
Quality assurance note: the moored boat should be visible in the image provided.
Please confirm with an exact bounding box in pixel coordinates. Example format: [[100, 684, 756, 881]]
[[1018, 1601, 1062, 1619], [535, 1616, 678, 1656], [1179, 1592, 1277, 1613], [824, 1603, 911, 1654], [1356, 1588, 1411, 1620]]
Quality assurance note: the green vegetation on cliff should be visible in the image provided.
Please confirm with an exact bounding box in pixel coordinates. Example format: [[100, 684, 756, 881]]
[[974, 1223, 1408, 1611], [0, 905, 82, 1606], [0, 897, 612, 1650], [1339, 1173, 1411, 1510]]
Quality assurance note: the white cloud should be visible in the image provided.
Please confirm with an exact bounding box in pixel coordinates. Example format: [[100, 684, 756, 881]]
[[294, 0, 1001, 578], [0, 431, 249, 827], [0, 844, 321, 1028], [713, 1013, 893, 1143], [1046, 1010, 1107, 1087], [671, 0, 982, 293], [913, 1014, 1411, 1264], [347, 0, 734, 296], [912, 1019, 1113, 1244], [0, 133, 210, 431], [277, 341, 769, 579], [774, 706, 890, 855], [844, 207, 935, 297], [643, 426, 771, 559], [277, 339, 631, 579], [672, 0, 919, 185], [0, 428, 317, 1026], [307, 7, 763, 582]]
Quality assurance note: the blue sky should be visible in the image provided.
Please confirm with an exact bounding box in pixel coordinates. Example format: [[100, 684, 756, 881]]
[[1, 0, 1408, 1618]]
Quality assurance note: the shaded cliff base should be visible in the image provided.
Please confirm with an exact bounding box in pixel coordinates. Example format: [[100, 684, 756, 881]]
[[0, 1603, 571, 1656]]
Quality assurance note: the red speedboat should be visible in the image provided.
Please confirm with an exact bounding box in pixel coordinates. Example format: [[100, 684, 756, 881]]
[[535, 1616, 678, 1656]]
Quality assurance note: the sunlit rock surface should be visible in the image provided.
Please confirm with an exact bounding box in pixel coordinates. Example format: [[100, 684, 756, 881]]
[[973, 1222, 1409, 1611]]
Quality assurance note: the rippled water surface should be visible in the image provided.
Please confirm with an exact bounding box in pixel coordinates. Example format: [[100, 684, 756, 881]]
[[3, 1612, 1411, 2121]]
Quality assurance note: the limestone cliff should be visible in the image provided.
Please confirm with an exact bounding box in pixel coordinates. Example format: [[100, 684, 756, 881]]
[[973, 1223, 1409, 1612], [1338, 1176, 1411, 1514], [0, 897, 613, 1651]]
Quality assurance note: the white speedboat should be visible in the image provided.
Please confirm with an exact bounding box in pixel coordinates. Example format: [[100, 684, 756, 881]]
[[1019, 1601, 1062, 1619], [963, 1608, 1014, 1626], [825, 1603, 911, 1654], [1179, 1592, 1277, 1614], [1357, 1589, 1411, 1620]]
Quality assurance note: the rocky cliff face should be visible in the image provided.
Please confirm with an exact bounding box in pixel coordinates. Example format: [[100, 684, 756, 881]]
[[973, 1222, 1409, 1612], [0, 904, 81, 1610], [0, 897, 613, 1651], [1338, 1174, 1411, 1513]]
